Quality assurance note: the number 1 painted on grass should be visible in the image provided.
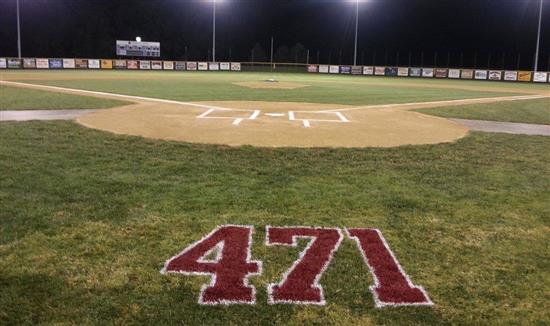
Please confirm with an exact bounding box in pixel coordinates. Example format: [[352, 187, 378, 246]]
[[161, 225, 432, 307]]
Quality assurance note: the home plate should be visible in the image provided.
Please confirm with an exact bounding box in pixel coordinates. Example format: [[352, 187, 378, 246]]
[[265, 113, 286, 117]]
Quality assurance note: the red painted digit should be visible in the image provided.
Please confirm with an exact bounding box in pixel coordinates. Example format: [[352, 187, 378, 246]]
[[346, 228, 433, 307], [161, 225, 262, 305], [266, 226, 343, 305]]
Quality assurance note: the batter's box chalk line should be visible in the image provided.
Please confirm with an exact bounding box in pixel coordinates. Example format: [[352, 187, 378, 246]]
[[197, 108, 350, 128]]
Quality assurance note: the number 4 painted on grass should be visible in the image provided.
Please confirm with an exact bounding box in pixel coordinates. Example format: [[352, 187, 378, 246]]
[[161, 225, 432, 307]]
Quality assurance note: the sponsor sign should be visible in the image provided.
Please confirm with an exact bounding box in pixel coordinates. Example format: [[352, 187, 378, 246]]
[[351, 66, 362, 75], [151, 61, 163, 70], [88, 59, 100, 69], [340, 66, 352, 74], [504, 71, 518, 81], [127, 60, 139, 69], [23, 58, 36, 68], [220, 62, 230, 71], [209, 62, 220, 71], [374, 67, 385, 76], [307, 65, 318, 73], [409, 68, 422, 77], [448, 69, 460, 79], [49, 58, 63, 69], [435, 68, 448, 78], [329, 65, 340, 74], [75, 59, 88, 69], [488, 71, 502, 81], [461, 69, 474, 79], [397, 67, 409, 77], [139, 60, 151, 70], [175, 61, 186, 70], [114, 60, 127, 69], [318, 65, 329, 73], [230, 62, 241, 71], [533, 72, 548, 83], [518, 71, 532, 82], [63, 59, 75, 69], [101, 59, 113, 69], [0, 58, 6, 69], [163, 61, 174, 70], [363, 66, 374, 75], [198, 62, 208, 71], [116, 40, 160, 57], [422, 68, 434, 78], [385, 67, 398, 77], [474, 70, 487, 80], [187, 62, 198, 70], [36, 58, 49, 69], [7, 58, 22, 68]]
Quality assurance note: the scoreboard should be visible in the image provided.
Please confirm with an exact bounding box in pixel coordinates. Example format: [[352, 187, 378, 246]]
[[116, 40, 160, 57]]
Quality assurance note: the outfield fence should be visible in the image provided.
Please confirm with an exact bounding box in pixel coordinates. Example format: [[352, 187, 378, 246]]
[[1, 57, 549, 83]]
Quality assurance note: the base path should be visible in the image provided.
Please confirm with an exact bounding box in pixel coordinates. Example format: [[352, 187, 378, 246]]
[[450, 119, 550, 136], [0, 109, 97, 121], [2, 80, 549, 148]]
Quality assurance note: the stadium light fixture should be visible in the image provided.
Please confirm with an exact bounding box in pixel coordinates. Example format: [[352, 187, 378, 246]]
[[136, 36, 142, 42]]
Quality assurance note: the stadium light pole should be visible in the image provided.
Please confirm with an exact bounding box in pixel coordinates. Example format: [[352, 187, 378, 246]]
[[353, 0, 359, 66], [211, 0, 218, 62], [16, 0, 21, 59], [534, 0, 544, 72]]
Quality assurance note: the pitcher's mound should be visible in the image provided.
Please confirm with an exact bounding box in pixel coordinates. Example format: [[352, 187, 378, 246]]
[[76, 101, 469, 148], [233, 81, 309, 89]]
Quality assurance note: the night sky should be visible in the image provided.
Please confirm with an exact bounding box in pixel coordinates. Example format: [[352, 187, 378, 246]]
[[0, 0, 548, 70]]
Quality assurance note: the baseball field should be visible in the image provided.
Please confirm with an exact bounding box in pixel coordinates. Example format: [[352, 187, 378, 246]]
[[1, 70, 549, 324]]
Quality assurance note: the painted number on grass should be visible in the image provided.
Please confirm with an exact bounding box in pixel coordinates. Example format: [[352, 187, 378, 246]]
[[162, 225, 432, 307]]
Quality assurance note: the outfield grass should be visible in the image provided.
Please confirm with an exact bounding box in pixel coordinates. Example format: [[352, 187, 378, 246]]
[[1, 121, 549, 325], [3, 70, 546, 105], [0, 85, 129, 111], [416, 98, 550, 124]]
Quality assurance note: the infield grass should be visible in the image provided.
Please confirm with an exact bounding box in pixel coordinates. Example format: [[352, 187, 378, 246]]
[[0, 85, 129, 111], [1, 121, 549, 325]]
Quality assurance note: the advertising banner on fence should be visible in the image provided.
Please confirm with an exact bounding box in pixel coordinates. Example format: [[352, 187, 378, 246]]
[[220, 62, 230, 70], [422, 68, 434, 77], [504, 71, 518, 81], [230, 62, 241, 71], [307, 65, 318, 73], [139, 60, 151, 69], [435, 68, 448, 78], [114, 60, 127, 69], [518, 71, 532, 82], [0, 58, 6, 69], [198, 62, 208, 70], [351, 66, 362, 75], [474, 70, 487, 80], [533, 72, 548, 83], [36, 58, 49, 69], [397, 67, 409, 77], [340, 66, 351, 74], [185, 62, 196, 70], [7, 58, 22, 68], [448, 69, 460, 79], [75, 59, 88, 69], [49, 58, 63, 69], [318, 65, 329, 73], [101, 59, 113, 69], [163, 61, 174, 70], [88, 59, 100, 69], [385, 67, 398, 76], [488, 71, 502, 80], [175, 61, 186, 70], [329, 65, 340, 74], [375, 67, 385, 76], [63, 59, 75, 69], [461, 69, 474, 79], [209, 62, 220, 71], [363, 66, 374, 75], [409, 67, 422, 77], [23, 58, 36, 68], [152, 61, 163, 70], [127, 60, 138, 69]]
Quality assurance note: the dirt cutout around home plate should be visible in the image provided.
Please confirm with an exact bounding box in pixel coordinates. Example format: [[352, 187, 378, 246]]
[[2, 80, 548, 148], [233, 81, 309, 89]]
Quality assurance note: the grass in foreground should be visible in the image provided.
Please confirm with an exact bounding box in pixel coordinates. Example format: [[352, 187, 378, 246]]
[[416, 98, 550, 124], [1, 122, 549, 325], [0, 85, 129, 110]]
